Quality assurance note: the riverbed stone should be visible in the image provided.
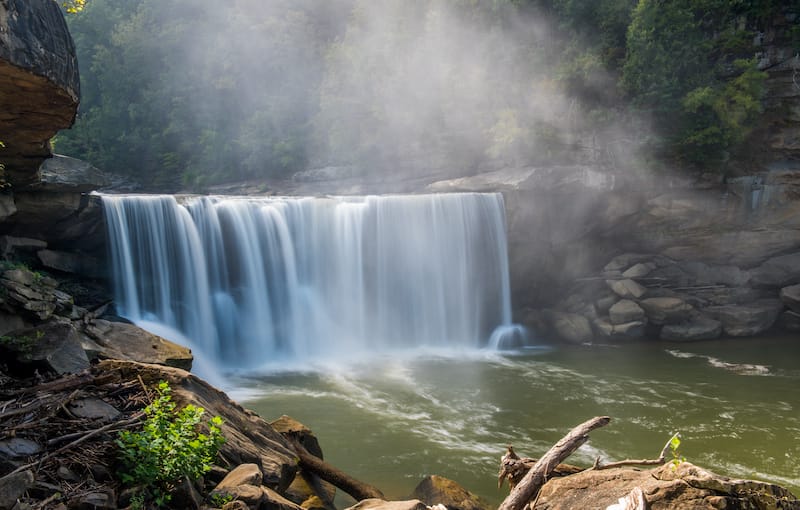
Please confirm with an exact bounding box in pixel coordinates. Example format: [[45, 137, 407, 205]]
[[593, 317, 646, 342], [608, 299, 645, 324], [750, 252, 800, 287], [780, 283, 800, 313], [704, 299, 784, 337], [410, 475, 491, 510], [533, 462, 800, 510], [66, 398, 120, 422], [660, 314, 722, 341], [550, 312, 593, 344], [0, 437, 41, 458], [639, 297, 693, 325], [606, 279, 646, 299]]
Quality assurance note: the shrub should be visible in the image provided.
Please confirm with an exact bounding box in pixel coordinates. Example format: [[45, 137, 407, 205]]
[[116, 381, 225, 507]]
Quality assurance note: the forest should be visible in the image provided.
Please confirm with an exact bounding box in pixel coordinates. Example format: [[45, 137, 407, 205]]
[[54, 0, 795, 191]]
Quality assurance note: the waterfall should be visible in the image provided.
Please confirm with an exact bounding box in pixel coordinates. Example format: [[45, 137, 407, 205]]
[[102, 193, 519, 367]]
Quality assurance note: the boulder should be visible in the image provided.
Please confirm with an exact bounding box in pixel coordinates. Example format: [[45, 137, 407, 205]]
[[216, 464, 264, 491], [0, 470, 34, 510], [32, 154, 110, 192], [270, 415, 325, 460], [0, 0, 79, 186], [608, 300, 645, 325], [604, 253, 654, 273], [780, 283, 800, 313], [592, 317, 646, 342], [533, 462, 799, 510], [639, 297, 693, 325], [345, 499, 428, 510], [550, 312, 593, 344], [750, 252, 800, 288], [704, 299, 784, 337], [0, 437, 41, 458], [779, 310, 800, 331], [0, 322, 89, 375], [66, 398, 120, 422], [82, 319, 193, 371], [660, 315, 722, 341], [410, 475, 491, 510], [606, 279, 646, 299], [621, 262, 656, 279], [37, 249, 106, 279]]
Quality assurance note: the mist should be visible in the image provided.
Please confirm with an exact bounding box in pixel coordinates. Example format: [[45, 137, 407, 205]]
[[59, 0, 651, 190]]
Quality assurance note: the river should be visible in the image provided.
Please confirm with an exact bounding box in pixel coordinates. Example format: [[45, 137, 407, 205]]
[[238, 335, 800, 506]]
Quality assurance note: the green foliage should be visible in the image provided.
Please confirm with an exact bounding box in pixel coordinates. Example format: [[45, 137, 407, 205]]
[[60, 0, 86, 14], [116, 381, 225, 507], [623, 0, 770, 165], [669, 433, 686, 470]]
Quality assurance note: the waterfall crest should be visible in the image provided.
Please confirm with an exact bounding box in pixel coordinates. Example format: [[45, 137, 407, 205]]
[[103, 193, 516, 367]]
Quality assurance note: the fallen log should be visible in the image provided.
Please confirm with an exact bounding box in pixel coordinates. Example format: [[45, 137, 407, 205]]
[[497, 416, 611, 510], [498, 446, 583, 489], [286, 436, 385, 501], [593, 432, 679, 470]]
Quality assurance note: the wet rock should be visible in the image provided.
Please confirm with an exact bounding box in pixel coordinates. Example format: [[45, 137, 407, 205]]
[[639, 297, 693, 325], [608, 300, 645, 325], [704, 300, 784, 337], [210, 484, 265, 509], [215, 464, 263, 490], [533, 462, 800, 510], [780, 283, 800, 313], [82, 319, 193, 370], [0, 470, 34, 510], [606, 279, 646, 299], [222, 501, 250, 510], [263, 486, 306, 510], [345, 500, 428, 510], [410, 475, 491, 510], [0, 438, 41, 458], [67, 398, 120, 422], [750, 252, 800, 288], [660, 315, 722, 341], [550, 312, 593, 344]]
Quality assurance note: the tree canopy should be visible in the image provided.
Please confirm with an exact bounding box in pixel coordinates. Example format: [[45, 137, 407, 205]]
[[55, 0, 793, 190]]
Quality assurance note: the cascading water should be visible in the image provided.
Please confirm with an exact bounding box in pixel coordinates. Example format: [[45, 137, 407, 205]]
[[102, 193, 523, 368]]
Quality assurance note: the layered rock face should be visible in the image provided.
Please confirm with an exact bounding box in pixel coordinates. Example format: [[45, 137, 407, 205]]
[[0, 0, 79, 187]]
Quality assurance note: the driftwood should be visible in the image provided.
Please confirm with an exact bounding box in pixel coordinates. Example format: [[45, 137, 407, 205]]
[[286, 436, 385, 501], [593, 432, 680, 470], [497, 416, 611, 510], [498, 446, 583, 489]]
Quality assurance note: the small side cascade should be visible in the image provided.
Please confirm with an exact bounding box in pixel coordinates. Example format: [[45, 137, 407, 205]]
[[102, 193, 523, 367]]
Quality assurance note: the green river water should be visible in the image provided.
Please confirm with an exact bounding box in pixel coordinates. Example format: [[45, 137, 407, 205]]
[[238, 335, 800, 506]]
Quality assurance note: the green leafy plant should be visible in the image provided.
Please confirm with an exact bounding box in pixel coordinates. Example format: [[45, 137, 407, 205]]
[[116, 381, 225, 507], [209, 492, 235, 507], [669, 433, 686, 470]]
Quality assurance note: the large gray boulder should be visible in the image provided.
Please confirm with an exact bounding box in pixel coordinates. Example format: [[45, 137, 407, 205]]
[[82, 319, 193, 371], [608, 299, 645, 324], [606, 279, 646, 299], [780, 283, 800, 313], [593, 317, 646, 342], [639, 297, 693, 325], [0, 322, 90, 375], [750, 252, 800, 288], [32, 154, 110, 192], [660, 314, 722, 341], [704, 300, 784, 337], [550, 311, 594, 344], [0, 0, 79, 186]]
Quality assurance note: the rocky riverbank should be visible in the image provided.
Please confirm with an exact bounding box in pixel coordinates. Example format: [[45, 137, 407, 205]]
[[0, 263, 795, 510]]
